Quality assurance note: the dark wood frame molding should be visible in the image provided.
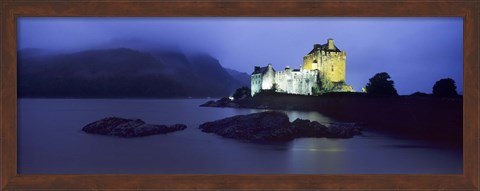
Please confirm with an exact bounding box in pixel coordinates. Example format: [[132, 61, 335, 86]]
[[1, 0, 478, 190]]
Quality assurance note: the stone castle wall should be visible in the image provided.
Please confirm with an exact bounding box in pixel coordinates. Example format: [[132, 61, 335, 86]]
[[274, 68, 318, 95], [251, 67, 319, 96], [261, 64, 275, 90], [303, 50, 347, 83], [251, 74, 262, 96]]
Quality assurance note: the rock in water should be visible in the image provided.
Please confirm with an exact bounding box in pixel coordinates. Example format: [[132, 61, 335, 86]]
[[199, 111, 362, 142], [199, 111, 293, 141], [291, 118, 329, 137], [82, 117, 187, 137]]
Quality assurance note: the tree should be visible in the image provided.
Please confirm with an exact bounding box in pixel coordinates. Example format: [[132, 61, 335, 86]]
[[311, 86, 320, 96], [318, 78, 334, 93], [232, 86, 251, 100], [314, 73, 335, 94], [365, 72, 398, 96], [432, 78, 458, 97]]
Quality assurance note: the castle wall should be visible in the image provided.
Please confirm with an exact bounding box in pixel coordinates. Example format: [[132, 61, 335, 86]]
[[303, 50, 346, 83], [317, 51, 347, 83], [274, 70, 289, 93], [261, 64, 275, 90], [273, 69, 318, 95], [251, 74, 262, 96], [303, 53, 316, 70]]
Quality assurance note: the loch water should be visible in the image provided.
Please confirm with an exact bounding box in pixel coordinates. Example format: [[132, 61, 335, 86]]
[[18, 98, 462, 174]]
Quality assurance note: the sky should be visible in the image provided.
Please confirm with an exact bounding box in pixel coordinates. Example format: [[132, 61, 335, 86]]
[[18, 17, 463, 95]]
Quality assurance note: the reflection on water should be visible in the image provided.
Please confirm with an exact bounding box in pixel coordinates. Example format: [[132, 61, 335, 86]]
[[247, 108, 333, 124], [292, 139, 345, 152], [286, 110, 333, 124], [288, 138, 347, 173], [17, 98, 462, 174]]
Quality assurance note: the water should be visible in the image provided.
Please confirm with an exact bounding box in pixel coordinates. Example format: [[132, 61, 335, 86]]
[[18, 98, 462, 174]]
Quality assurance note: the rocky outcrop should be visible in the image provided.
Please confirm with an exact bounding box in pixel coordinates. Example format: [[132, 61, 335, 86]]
[[200, 97, 239, 107], [82, 117, 186, 137], [199, 111, 361, 142]]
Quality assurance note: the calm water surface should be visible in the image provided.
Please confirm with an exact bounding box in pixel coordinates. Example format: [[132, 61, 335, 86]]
[[18, 98, 462, 174]]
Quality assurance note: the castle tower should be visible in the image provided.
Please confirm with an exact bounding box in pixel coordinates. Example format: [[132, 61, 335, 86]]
[[303, 38, 347, 83]]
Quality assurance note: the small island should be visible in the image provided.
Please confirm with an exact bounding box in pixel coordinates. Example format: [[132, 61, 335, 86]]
[[199, 111, 361, 142], [202, 91, 462, 146], [82, 117, 187, 137]]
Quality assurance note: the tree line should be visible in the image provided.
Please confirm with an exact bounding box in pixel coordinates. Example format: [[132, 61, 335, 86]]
[[364, 72, 459, 97]]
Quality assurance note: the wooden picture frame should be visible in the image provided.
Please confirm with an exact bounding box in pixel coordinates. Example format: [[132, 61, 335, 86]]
[[1, 0, 478, 190]]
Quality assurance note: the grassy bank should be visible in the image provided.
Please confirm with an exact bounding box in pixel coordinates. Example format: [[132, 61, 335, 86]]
[[232, 92, 463, 145]]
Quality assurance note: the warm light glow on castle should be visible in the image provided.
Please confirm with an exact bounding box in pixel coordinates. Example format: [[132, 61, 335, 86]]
[[251, 38, 354, 96]]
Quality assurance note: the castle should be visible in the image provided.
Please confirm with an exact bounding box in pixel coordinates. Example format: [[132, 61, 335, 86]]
[[251, 38, 354, 96]]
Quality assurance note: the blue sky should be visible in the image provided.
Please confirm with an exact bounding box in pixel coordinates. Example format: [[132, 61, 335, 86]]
[[18, 17, 463, 95]]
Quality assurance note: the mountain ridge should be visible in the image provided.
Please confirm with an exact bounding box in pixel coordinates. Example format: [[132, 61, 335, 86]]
[[18, 47, 250, 98]]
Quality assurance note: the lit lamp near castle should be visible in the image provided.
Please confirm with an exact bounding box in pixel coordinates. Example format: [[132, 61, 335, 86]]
[[251, 38, 354, 96]]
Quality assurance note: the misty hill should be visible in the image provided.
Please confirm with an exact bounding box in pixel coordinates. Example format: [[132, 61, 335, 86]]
[[18, 48, 249, 98], [225, 68, 250, 87]]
